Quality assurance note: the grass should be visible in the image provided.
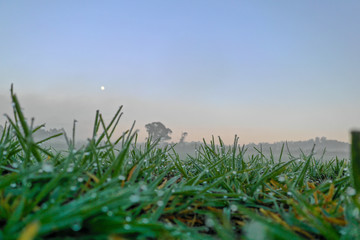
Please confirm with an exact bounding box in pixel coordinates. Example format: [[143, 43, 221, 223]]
[[1, 87, 360, 239]]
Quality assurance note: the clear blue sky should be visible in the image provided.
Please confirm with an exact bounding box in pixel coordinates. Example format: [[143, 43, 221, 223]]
[[1, 1, 360, 144]]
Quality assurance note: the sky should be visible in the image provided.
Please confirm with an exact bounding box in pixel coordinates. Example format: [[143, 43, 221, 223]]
[[1, 1, 360, 144]]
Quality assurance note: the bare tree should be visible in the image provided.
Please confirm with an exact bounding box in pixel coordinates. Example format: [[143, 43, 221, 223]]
[[179, 132, 188, 143]]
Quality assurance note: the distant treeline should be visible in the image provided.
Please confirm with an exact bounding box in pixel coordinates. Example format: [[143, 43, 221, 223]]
[[0, 125, 349, 161]]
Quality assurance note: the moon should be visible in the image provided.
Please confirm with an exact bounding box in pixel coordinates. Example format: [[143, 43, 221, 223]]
[[100, 86, 105, 91]]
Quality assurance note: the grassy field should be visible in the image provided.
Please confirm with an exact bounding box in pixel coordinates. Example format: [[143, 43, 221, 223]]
[[1, 89, 360, 240]]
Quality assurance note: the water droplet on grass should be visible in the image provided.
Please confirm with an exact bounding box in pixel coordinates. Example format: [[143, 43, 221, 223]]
[[346, 187, 356, 196], [157, 201, 164, 207], [205, 218, 215, 227], [142, 218, 149, 224], [278, 176, 285, 182], [101, 206, 109, 212], [130, 195, 140, 203], [42, 162, 53, 172], [70, 186, 77, 191], [156, 190, 164, 197], [118, 175, 125, 181], [352, 208, 359, 218], [10, 183, 16, 188], [72, 223, 82, 231], [124, 224, 131, 230], [107, 211, 113, 216], [125, 216, 131, 222], [230, 204, 238, 211]]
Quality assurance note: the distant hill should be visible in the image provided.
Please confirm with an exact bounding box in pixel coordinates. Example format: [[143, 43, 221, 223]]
[[172, 137, 350, 161]]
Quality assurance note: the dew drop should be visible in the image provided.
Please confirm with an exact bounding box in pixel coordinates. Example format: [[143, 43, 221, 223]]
[[77, 177, 84, 182], [157, 201, 164, 207], [130, 194, 140, 203], [71, 223, 82, 231], [124, 224, 131, 230], [70, 186, 77, 191], [205, 218, 215, 227], [156, 190, 164, 197], [352, 208, 359, 218], [101, 206, 109, 212], [278, 176, 285, 182], [11, 162, 19, 168], [230, 204, 238, 212], [10, 183, 17, 188], [125, 216, 131, 222], [118, 175, 125, 181], [142, 218, 149, 224], [107, 211, 113, 216], [42, 162, 54, 173], [346, 187, 356, 196]]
